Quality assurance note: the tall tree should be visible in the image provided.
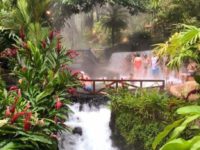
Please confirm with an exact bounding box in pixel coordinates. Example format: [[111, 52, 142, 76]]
[[100, 5, 128, 46]]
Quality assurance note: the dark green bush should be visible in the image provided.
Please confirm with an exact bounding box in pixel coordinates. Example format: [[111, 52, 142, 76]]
[[109, 88, 187, 150]]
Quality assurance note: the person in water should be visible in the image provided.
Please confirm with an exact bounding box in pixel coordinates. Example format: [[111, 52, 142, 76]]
[[151, 54, 160, 78], [143, 54, 150, 77], [132, 53, 142, 77], [80, 72, 93, 91]]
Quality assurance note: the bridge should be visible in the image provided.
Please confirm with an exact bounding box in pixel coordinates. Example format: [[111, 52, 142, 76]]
[[78, 79, 165, 94]]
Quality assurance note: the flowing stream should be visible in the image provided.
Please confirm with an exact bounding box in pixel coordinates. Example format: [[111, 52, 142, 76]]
[[59, 103, 118, 150]]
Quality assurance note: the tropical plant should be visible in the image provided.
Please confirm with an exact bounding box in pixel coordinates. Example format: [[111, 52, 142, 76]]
[[0, 26, 80, 149], [152, 0, 200, 38], [153, 105, 200, 150], [100, 5, 128, 46], [154, 25, 200, 71]]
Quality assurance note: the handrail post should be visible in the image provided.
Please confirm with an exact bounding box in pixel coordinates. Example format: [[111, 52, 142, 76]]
[[140, 81, 142, 88], [93, 80, 96, 94], [116, 81, 118, 89]]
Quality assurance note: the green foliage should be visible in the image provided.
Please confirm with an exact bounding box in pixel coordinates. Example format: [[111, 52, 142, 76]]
[[152, 0, 200, 37], [0, 26, 80, 149], [109, 88, 182, 150], [61, 0, 149, 14], [153, 105, 200, 150], [154, 25, 200, 70]]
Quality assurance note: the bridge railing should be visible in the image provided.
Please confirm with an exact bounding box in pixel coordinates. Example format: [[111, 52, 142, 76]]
[[78, 79, 165, 94]]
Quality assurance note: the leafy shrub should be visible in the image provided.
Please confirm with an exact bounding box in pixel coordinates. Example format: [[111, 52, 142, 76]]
[[109, 88, 188, 150], [0, 28, 80, 149]]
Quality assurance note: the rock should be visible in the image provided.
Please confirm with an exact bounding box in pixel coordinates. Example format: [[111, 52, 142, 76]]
[[72, 127, 82, 136], [168, 81, 199, 101]]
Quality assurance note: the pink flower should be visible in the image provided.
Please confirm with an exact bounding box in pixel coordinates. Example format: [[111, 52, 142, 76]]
[[66, 50, 79, 59], [67, 88, 77, 95], [9, 86, 18, 91], [55, 97, 63, 110]]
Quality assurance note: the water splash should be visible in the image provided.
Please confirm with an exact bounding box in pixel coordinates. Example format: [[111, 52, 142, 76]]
[[59, 103, 118, 150]]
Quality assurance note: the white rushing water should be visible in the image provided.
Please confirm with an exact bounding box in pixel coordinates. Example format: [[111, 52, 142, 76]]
[[59, 103, 117, 150]]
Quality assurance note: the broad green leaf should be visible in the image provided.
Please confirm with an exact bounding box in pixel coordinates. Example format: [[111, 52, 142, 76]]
[[152, 118, 184, 150], [170, 115, 200, 140], [161, 138, 190, 150], [36, 88, 54, 101], [17, 131, 52, 144], [177, 106, 200, 115], [191, 140, 200, 150]]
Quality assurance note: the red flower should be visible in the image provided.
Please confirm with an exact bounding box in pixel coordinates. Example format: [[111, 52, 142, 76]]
[[5, 106, 11, 117], [66, 50, 79, 59], [10, 48, 18, 57], [72, 71, 82, 77], [10, 111, 25, 124], [41, 40, 46, 49], [24, 112, 32, 131], [10, 97, 19, 113], [9, 86, 18, 91], [49, 31, 54, 41], [55, 97, 63, 110], [67, 88, 77, 95], [19, 26, 25, 41], [56, 38, 61, 54]]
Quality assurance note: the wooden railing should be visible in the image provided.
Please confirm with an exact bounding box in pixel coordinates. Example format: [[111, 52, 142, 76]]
[[78, 79, 165, 94]]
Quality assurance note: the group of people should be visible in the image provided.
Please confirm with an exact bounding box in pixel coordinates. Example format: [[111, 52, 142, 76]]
[[124, 52, 198, 83], [124, 52, 160, 79]]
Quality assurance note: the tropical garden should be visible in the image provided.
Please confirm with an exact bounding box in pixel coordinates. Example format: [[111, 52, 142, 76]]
[[0, 0, 200, 150]]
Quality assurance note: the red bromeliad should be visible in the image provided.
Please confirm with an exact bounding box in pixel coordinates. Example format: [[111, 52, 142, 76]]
[[66, 50, 79, 59], [49, 31, 54, 41], [24, 112, 32, 131], [56, 38, 61, 54], [67, 88, 77, 95], [10, 111, 25, 124], [55, 96, 63, 110]]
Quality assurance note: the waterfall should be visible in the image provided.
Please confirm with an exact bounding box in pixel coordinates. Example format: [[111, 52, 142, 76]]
[[59, 103, 118, 150]]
